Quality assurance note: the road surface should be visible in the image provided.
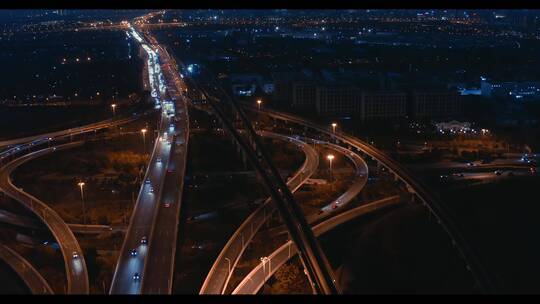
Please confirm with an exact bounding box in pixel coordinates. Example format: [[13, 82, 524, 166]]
[[241, 104, 497, 292], [232, 195, 401, 294], [0, 244, 54, 294], [109, 21, 184, 295], [199, 131, 319, 294], [141, 31, 191, 294], [0, 142, 89, 294], [267, 138, 369, 237]]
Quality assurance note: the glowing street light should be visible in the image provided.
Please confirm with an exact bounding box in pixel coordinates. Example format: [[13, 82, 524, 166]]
[[327, 154, 335, 181], [77, 182, 86, 224], [257, 99, 262, 110], [331, 122, 337, 134], [141, 128, 147, 153], [111, 103, 117, 116]]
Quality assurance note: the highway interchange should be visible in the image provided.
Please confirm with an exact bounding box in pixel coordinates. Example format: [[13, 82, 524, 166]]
[[3, 10, 536, 294]]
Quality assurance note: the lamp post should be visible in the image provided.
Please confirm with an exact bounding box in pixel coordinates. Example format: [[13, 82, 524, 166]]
[[111, 103, 117, 116], [225, 257, 231, 276], [257, 99, 262, 110], [78, 182, 86, 224], [260, 256, 270, 280], [331, 122, 337, 134], [141, 128, 147, 154], [327, 154, 334, 182]]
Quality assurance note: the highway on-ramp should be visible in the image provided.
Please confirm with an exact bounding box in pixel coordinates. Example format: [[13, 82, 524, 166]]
[[242, 104, 497, 292], [232, 195, 401, 294], [0, 142, 89, 294], [0, 244, 54, 294], [199, 130, 319, 294]]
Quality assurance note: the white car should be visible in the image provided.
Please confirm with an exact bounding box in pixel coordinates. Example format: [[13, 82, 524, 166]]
[[72, 251, 78, 259]]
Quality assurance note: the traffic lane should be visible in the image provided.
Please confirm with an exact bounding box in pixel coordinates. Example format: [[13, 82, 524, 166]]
[[0, 117, 135, 152], [0, 118, 136, 164], [233, 196, 401, 294], [113, 227, 149, 294], [199, 131, 319, 294], [0, 145, 89, 293], [318, 143, 368, 214], [0, 244, 54, 294], [268, 142, 368, 234], [141, 166, 181, 293], [141, 72, 189, 292], [110, 30, 176, 292], [142, 123, 188, 293], [244, 106, 498, 292], [111, 134, 171, 294], [439, 169, 533, 181]]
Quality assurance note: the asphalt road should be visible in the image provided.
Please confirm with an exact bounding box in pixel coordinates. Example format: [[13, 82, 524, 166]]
[[232, 195, 401, 294], [199, 131, 320, 294], [108, 112, 171, 294], [241, 104, 498, 292], [141, 34, 190, 294], [267, 138, 370, 236], [0, 143, 89, 294], [110, 22, 185, 295], [0, 244, 53, 294]]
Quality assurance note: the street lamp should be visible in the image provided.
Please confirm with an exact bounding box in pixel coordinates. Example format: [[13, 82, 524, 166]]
[[77, 182, 86, 224], [260, 256, 270, 279], [327, 154, 335, 182], [257, 99, 262, 110], [225, 257, 231, 275], [141, 128, 147, 153], [111, 103, 117, 116], [331, 122, 337, 134]]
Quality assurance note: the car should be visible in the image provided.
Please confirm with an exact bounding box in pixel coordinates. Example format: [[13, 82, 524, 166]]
[[467, 162, 475, 167], [167, 168, 175, 173], [148, 186, 154, 193], [141, 236, 148, 245], [440, 175, 449, 179], [130, 249, 138, 257], [494, 170, 502, 176], [156, 157, 162, 163], [133, 273, 140, 282], [72, 251, 78, 259], [191, 244, 204, 250], [145, 178, 151, 184], [331, 203, 338, 210], [453, 173, 464, 177], [530, 167, 537, 175], [164, 201, 171, 208]]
